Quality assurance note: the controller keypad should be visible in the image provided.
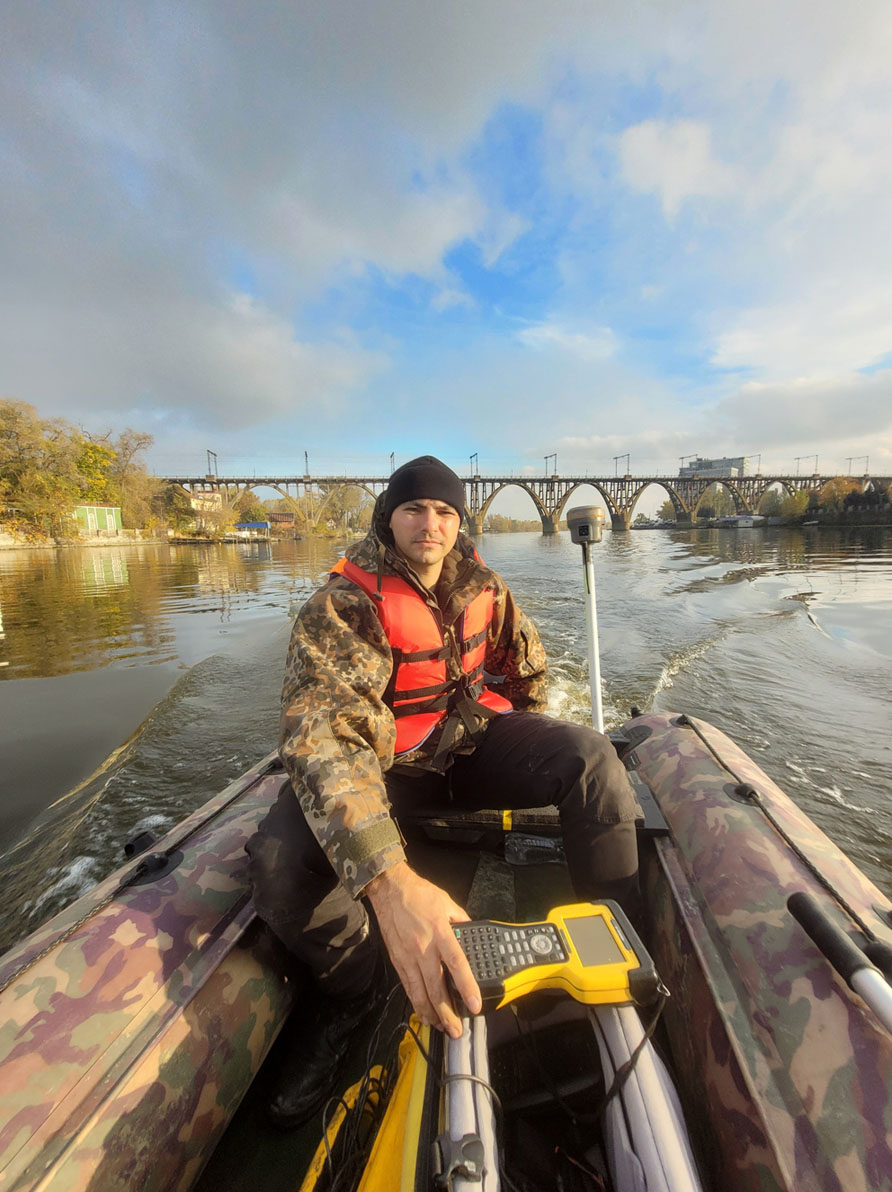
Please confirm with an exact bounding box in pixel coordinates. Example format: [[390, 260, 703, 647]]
[[453, 922, 568, 981]]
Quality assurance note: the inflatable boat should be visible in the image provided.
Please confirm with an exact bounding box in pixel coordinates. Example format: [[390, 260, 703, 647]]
[[1, 711, 891, 1191]]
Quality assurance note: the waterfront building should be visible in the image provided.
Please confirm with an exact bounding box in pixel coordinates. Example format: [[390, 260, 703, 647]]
[[678, 456, 748, 479]]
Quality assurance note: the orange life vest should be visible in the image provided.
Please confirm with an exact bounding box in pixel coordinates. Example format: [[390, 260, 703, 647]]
[[332, 557, 513, 755]]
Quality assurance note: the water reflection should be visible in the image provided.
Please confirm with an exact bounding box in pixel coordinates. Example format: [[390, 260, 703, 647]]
[[0, 538, 345, 679], [82, 552, 130, 592]]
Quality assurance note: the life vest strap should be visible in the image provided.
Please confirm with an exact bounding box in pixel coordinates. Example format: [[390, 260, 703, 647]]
[[431, 684, 499, 769], [392, 692, 450, 719], [398, 628, 485, 665], [461, 627, 487, 653], [398, 644, 451, 664], [391, 680, 454, 704], [390, 668, 486, 719]]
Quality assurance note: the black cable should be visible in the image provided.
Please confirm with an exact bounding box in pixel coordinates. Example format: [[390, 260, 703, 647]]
[[511, 991, 667, 1126], [592, 992, 667, 1123], [315, 985, 411, 1191], [440, 1071, 504, 1118]]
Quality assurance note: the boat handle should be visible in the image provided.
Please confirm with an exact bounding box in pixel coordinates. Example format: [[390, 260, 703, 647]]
[[788, 891, 892, 1035]]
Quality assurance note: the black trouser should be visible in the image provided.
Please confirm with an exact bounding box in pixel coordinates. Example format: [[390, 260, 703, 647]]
[[246, 712, 640, 1000]]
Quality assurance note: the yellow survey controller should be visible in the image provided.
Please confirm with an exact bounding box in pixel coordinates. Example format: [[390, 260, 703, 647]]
[[452, 901, 659, 1012]]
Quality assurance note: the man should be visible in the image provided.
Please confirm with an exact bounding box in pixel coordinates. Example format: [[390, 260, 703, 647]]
[[247, 455, 640, 1128]]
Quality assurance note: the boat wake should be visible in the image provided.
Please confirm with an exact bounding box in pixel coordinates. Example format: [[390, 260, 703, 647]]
[[0, 645, 282, 955]]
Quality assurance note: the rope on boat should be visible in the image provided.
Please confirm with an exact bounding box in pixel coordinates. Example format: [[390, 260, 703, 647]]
[[677, 714, 882, 944]]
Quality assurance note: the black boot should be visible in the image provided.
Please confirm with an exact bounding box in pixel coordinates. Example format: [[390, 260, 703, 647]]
[[268, 959, 394, 1129]]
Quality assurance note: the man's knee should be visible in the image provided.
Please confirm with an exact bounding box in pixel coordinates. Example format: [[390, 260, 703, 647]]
[[547, 721, 639, 822], [546, 719, 609, 763]]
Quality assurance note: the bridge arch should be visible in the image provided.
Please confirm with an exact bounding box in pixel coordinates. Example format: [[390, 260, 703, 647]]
[[255, 481, 381, 530], [554, 481, 622, 526], [471, 481, 549, 535], [753, 480, 796, 515], [688, 480, 748, 517], [610, 480, 689, 526], [304, 482, 380, 532], [636, 481, 692, 523]]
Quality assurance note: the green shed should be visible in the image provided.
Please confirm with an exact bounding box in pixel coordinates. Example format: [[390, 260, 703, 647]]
[[73, 505, 123, 535]]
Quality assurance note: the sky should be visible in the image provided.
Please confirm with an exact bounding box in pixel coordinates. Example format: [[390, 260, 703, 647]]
[[3, 0, 892, 503]]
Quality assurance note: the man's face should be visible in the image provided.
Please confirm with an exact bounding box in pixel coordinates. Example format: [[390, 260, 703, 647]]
[[389, 499, 461, 574]]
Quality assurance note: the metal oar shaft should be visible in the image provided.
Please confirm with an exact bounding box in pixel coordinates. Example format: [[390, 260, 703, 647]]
[[851, 968, 892, 1035]]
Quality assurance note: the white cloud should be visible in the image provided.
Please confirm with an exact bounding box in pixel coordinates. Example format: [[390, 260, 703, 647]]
[[1, 287, 387, 431], [618, 120, 739, 218], [516, 322, 617, 362], [4, 0, 892, 479], [715, 372, 892, 452], [274, 185, 487, 283], [712, 289, 892, 381], [431, 288, 474, 313]]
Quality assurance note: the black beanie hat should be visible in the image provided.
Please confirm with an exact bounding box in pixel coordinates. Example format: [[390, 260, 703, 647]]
[[383, 456, 465, 521]]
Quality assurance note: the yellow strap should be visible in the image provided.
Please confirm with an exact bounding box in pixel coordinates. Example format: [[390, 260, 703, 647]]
[[502, 810, 513, 832]]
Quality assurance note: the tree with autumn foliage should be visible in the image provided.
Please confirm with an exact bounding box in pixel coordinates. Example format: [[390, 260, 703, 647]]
[[75, 440, 117, 503], [1, 400, 83, 530], [1, 399, 162, 534], [817, 477, 860, 511]]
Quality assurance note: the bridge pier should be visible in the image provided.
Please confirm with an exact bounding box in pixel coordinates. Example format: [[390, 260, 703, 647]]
[[612, 511, 632, 531], [466, 514, 484, 537], [542, 514, 559, 535], [675, 510, 693, 527]]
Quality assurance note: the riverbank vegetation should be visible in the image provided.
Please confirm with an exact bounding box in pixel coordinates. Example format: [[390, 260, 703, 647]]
[[0, 401, 377, 542], [483, 514, 547, 532], [0, 400, 159, 538]]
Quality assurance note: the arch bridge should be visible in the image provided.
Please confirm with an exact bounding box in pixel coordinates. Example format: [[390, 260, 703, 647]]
[[162, 471, 889, 534]]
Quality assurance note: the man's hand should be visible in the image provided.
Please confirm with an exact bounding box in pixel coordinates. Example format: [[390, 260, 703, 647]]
[[365, 862, 481, 1038]]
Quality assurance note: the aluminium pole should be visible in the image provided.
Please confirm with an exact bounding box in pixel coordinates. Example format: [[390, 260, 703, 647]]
[[566, 507, 607, 733]]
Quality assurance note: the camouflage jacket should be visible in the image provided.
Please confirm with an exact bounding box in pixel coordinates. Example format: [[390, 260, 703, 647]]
[[279, 523, 548, 897]]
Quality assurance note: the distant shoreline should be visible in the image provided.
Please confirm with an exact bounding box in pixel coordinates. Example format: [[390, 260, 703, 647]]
[[0, 532, 164, 551]]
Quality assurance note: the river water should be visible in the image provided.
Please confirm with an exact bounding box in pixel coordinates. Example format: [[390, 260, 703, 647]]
[[0, 526, 890, 952]]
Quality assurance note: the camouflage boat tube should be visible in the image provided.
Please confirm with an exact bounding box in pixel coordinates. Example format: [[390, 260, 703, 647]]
[[624, 712, 892, 1192], [0, 754, 295, 1192]]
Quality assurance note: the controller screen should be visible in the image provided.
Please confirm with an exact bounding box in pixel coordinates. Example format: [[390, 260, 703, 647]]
[[564, 915, 626, 967]]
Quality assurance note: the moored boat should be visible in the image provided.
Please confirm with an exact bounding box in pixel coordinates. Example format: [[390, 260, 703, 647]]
[[1, 711, 891, 1191]]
